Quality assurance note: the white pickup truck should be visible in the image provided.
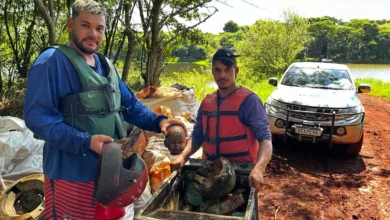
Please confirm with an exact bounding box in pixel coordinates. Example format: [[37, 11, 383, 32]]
[[264, 62, 372, 155]]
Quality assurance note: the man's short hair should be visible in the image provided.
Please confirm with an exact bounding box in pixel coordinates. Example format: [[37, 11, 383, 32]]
[[72, 0, 106, 18], [212, 48, 240, 67]]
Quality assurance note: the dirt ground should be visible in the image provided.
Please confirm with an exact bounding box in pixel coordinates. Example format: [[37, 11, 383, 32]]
[[260, 93, 390, 220]]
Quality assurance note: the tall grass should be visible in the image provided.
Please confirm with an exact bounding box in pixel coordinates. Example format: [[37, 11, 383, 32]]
[[355, 78, 390, 100], [237, 76, 275, 102], [193, 59, 211, 67]]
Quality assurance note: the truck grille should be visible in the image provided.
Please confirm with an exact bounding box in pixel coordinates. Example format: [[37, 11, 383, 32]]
[[286, 104, 340, 121]]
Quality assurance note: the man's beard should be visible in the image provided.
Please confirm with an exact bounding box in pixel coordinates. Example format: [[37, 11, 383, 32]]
[[72, 34, 99, 55], [217, 79, 231, 90]]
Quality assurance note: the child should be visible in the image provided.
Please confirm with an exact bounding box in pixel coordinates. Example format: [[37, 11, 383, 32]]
[[164, 125, 187, 155]]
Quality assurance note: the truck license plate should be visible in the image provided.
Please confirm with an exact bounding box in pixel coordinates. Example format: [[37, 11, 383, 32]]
[[294, 126, 322, 136]]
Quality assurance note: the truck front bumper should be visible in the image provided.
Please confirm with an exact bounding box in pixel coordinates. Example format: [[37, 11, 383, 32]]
[[268, 115, 364, 145]]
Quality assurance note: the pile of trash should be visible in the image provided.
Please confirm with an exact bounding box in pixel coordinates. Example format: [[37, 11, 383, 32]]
[[0, 117, 45, 220], [135, 84, 198, 121], [0, 117, 44, 182], [182, 157, 247, 217]]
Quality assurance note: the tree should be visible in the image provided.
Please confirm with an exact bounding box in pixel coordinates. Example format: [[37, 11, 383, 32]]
[[307, 19, 337, 59], [103, 0, 126, 59], [120, 1, 137, 83], [345, 19, 379, 61], [171, 31, 221, 61], [377, 23, 390, 60], [308, 16, 342, 25], [199, 33, 220, 59], [219, 30, 244, 51], [331, 25, 353, 61], [3, 0, 38, 78], [103, 0, 138, 84], [33, 0, 63, 46], [223, 20, 239, 33], [237, 11, 310, 79], [0, 0, 5, 96], [135, 0, 218, 87]]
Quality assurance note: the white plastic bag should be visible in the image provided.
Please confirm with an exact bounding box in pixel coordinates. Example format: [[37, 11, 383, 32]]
[[141, 87, 198, 120], [0, 117, 44, 180]]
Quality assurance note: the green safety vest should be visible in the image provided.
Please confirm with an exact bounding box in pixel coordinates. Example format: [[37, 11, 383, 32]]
[[53, 44, 127, 140]]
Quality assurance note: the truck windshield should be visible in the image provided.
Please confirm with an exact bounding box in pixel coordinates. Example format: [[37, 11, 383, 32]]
[[281, 67, 354, 90]]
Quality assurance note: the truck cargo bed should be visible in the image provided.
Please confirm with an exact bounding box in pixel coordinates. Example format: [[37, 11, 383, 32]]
[[135, 158, 259, 220]]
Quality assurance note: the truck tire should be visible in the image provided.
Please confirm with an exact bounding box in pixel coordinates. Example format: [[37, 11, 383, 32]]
[[346, 133, 364, 156]]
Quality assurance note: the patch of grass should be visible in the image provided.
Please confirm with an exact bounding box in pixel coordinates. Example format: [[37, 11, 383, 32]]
[[193, 59, 211, 67], [355, 78, 390, 100], [238, 77, 275, 102]]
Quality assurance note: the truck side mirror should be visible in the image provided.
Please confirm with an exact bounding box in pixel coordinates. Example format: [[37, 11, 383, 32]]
[[357, 84, 371, 93], [268, 77, 278, 87]]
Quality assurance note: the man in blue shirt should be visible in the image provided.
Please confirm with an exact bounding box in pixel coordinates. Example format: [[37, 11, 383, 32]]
[[170, 49, 273, 194], [24, 0, 184, 219]]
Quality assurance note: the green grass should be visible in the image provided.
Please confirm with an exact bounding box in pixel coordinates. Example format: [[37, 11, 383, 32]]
[[355, 78, 390, 100], [238, 78, 275, 102], [193, 59, 211, 67]]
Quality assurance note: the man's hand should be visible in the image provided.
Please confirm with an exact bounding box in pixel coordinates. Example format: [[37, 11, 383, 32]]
[[90, 135, 114, 155], [170, 154, 186, 174], [250, 139, 272, 193], [249, 164, 265, 194], [160, 119, 188, 136]]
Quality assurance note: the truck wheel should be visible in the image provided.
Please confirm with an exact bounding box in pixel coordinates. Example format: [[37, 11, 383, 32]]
[[346, 133, 364, 156]]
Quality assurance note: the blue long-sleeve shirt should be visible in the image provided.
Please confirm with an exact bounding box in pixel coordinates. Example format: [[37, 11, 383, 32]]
[[24, 48, 166, 182], [191, 93, 271, 146]]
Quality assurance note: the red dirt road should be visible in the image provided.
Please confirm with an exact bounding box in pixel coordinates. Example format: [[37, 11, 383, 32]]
[[260, 93, 390, 219]]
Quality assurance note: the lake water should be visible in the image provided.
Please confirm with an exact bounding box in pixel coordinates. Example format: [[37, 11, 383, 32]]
[[163, 63, 390, 82], [348, 64, 390, 82]]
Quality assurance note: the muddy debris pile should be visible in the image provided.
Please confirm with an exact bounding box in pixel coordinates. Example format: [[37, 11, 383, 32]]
[[181, 157, 248, 217]]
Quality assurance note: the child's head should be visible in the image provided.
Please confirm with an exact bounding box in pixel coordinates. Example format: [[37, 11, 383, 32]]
[[164, 126, 186, 155]]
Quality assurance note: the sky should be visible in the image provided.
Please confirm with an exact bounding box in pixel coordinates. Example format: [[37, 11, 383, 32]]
[[197, 0, 390, 34]]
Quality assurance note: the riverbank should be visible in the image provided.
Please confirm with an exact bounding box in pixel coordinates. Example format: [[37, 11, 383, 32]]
[[161, 70, 390, 101], [355, 78, 390, 100], [1, 73, 389, 119]]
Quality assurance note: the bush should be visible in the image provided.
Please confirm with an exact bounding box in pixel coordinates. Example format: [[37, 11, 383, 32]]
[[0, 89, 26, 119]]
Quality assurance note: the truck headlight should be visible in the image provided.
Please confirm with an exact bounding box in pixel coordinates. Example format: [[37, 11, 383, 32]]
[[337, 106, 364, 125], [265, 98, 287, 119]]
